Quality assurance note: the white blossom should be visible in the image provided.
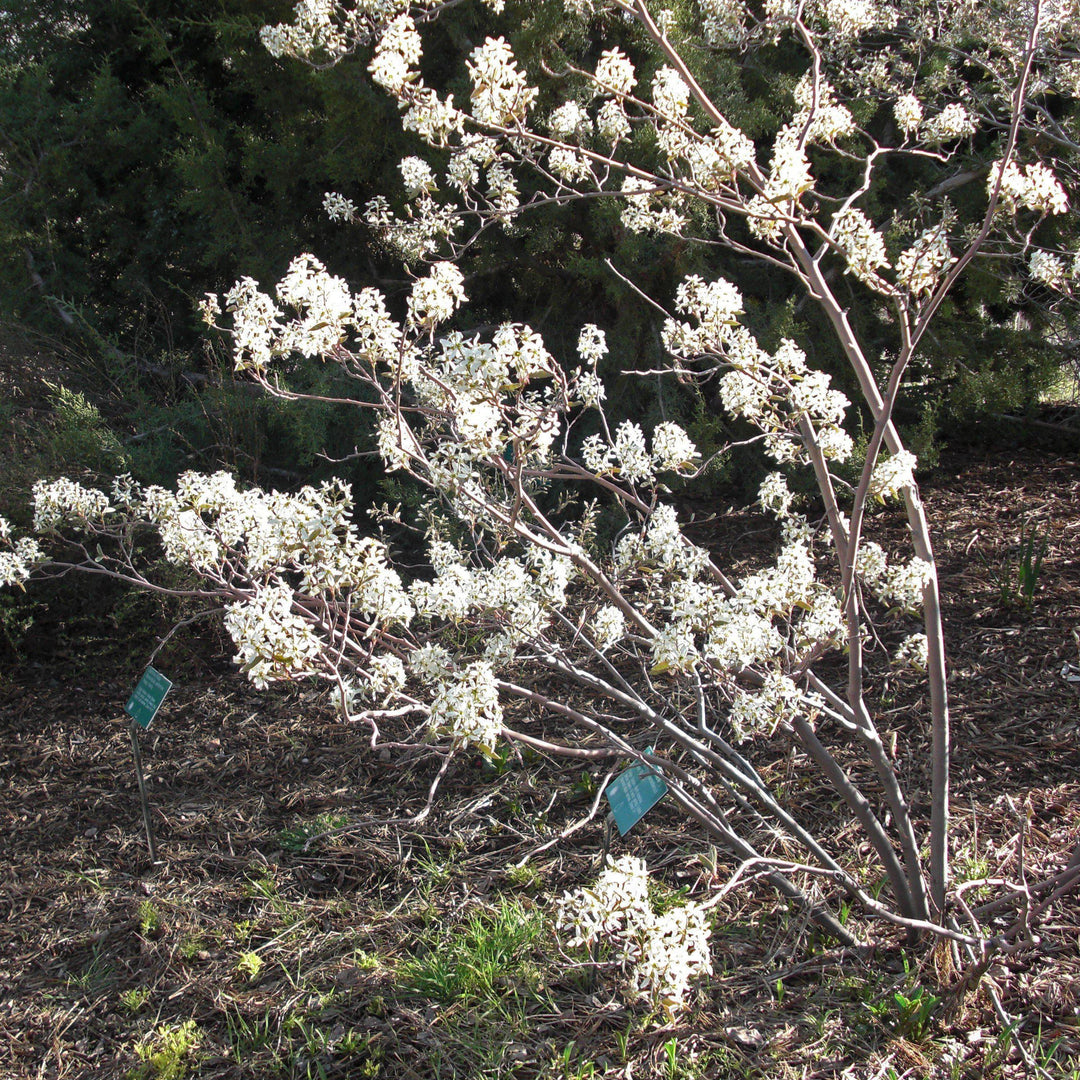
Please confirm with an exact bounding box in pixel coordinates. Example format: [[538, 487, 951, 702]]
[[869, 450, 917, 500], [730, 671, 816, 740], [893, 632, 929, 670], [652, 422, 700, 472], [700, 0, 745, 44], [399, 156, 437, 197], [323, 191, 357, 222], [595, 48, 636, 97], [407, 262, 467, 328], [402, 87, 465, 146], [1029, 249, 1068, 288], [428, 660, 503, 751], [758, 472, 794, 518], [631, 903, 713, 1019], [0, 525, 42, 588], [819, 0, 888, 38], [894, 93, 923, 134], [577, 324, 608, 365], [897, 226, 954, 296], [592, 605, 627, 649], [831, 208, 890, 286], [792, 75, 855, 143], [922, 103, 977, 142], [596, 100, 631, 143], [548, 101, 593, 141], [467, 37, 538, 127], [614, 421, 655, 484], [557, 855, 712, 1017], [33, 479, 112, 532], [369, 14, 422, 94], [581, 433, 615, 473], [652, 67, 690, 120], [651, 619, 700, 672], [224, 584, 322, 689]]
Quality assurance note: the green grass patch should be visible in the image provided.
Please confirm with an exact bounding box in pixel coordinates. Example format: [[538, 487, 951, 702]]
[[398, 897, 546, 1008]]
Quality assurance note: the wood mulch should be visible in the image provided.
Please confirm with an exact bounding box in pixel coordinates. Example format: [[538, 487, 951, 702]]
[[0, 448, 1078, 1078]]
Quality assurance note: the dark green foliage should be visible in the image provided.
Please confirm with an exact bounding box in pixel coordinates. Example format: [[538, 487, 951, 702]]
[[0, 0, 1074, 506], [0, 0, 406, 492]]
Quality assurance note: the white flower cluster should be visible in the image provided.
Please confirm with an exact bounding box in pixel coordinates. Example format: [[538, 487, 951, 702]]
[[896, 225, 954, 296], [652, 422, 701, 472], [663, 275, 852, 464], [730, 670, 823, 741], [893, 93, 923, 135], [990, 159, 1069, 216], [859, 542, 933, 612], [32, 478, 112, 532], [592, 604, 628, 650], [411, 542, 573, 658], [619, 176, 687, 234], [427, 659, 503, 751], [699, 0, 746, 45], [651, 616, 702, 672], [922, 103, 977, 142], [736, 538, 817, 617], [323, 191, 357, 222], [467, 37, 538, 128], [364, 193, 459, 262], [123, 471, 415, 637], [831, 208, 890, 287], [402, 87, 466, 146], [0, 517, 42, 588], [869, 450, 917, 500], [577, 324, 607, 365], [682, 119, 755, 189], [746, 77, 853, 240], [581, 420, 699, 483], [818, 0, 890, 37], [368, 13, 421, 94], [549, 101, 592, 142], [557, 855, 712, 1018], [548, 146, 592, 184], [595, 48, 636, 97], [277, 254, 354, 358], [374, 652, 409, 695], [616, 504, 710, 581], [399, 156, 437, 196], [574, 370, 606, 408], [1028, 250, 1068, 288], [224, 584, 322, 689], [757, 472, 794, 518], [792, 75, 856, 145], [407, 262, 467, 329], [364, 11, 466, 148], [403, 323, 560, 467], [652, 67, 690, 122], [597, 100, 632, 144], [222, 276, 283, 371], [893, 632, 928, 670], [446, 135, 499, 192], [260, 0, 357, 62]]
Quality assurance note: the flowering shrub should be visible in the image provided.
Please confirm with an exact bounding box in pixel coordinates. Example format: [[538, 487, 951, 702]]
[[5, 0, 1079, 960]]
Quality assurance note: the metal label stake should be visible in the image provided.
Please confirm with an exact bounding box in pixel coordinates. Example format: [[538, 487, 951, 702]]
[[130, 721, 157, 862], [123, 667, 172, 863]]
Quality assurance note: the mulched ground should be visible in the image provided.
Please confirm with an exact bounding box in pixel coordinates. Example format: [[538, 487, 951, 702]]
[[1, 448, 1079, 1079]]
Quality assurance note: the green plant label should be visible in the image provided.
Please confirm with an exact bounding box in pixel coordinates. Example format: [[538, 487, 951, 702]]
[[125, 667, 172, 729], [605, 763, 667, 836]]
